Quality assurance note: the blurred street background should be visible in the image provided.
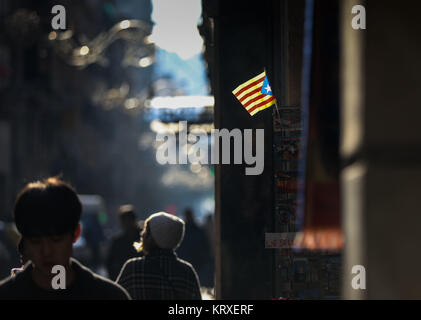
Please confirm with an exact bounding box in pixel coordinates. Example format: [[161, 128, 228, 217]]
[[0, 0, 215, 296]]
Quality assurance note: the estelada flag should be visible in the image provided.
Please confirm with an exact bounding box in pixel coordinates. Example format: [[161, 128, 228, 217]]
[[232, 71, 276, 116]]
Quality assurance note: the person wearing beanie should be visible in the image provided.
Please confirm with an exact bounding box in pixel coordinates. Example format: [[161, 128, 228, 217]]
[[116, 212, 202, 300], [0, 177, 131, 300]]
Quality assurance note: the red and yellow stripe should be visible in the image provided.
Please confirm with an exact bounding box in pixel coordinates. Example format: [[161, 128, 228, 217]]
[[232, 71, 276, 116]]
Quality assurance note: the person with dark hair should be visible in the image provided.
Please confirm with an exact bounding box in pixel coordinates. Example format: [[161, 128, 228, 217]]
[[10, 238, 28, 277], [177, 208, 212, 287], [106, 204, 143, 281], [116, 212, 201, 300], [0, 177, 131, 300]]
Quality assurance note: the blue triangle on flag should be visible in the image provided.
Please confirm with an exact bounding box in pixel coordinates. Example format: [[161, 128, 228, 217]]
[[261, 75, 274, 96]]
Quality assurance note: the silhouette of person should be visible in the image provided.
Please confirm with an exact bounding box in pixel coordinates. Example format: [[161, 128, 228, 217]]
[[106, 204, 143, 281], [0, 177, 130, 300], [117, 212, 201, 300], [177, 208, 212, 287]]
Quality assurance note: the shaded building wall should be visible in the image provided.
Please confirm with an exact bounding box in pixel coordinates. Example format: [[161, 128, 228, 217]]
[[0, 0, 154, 222], [202, 0, 306, 298], [203, 0, 273, 299], [341, 0, 421, 299]]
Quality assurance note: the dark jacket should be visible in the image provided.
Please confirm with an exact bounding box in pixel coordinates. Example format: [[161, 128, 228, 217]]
[[0, 258, 131, 300], [117, 248, 201, 300], [106, 227, 143, 281], [177, 222, 211, 273]]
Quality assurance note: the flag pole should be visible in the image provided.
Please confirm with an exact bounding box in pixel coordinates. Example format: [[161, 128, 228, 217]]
[[263, 68, 281, 121], [274, 99, 281, 122]]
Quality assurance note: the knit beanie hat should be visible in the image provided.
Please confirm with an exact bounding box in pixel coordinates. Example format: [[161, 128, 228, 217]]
[[147, 212, 185, 249]]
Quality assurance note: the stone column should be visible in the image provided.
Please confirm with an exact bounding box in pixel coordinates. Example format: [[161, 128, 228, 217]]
[[341, 0, 421, 299]]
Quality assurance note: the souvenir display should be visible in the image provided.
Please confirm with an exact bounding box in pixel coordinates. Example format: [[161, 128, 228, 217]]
[[273, 106, 341, 299]]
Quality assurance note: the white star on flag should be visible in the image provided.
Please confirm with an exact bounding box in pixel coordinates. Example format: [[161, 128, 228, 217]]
[[232, 70, 276, 116]]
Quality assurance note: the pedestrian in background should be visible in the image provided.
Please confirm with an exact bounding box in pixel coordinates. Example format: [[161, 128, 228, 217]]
[[177, 208, 212, 287], [106, 204, 143, 281], [117, 212, 201, 300]]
